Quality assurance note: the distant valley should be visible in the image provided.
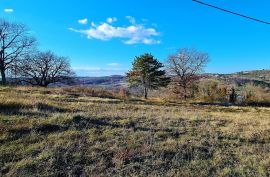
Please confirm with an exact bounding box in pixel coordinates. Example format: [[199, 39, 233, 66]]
[[68, 69, 270, 88]]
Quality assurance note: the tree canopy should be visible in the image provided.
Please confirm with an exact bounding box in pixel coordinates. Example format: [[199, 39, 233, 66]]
[[17, 51, 74, 87], [127, 53, 170, 99], [0, 18, 36, 84], [166, 48, 209, 99]]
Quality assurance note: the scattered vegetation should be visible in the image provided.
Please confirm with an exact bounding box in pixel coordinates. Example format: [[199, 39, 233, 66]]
[[1, 18, 270, 177], [1, 86, 270, 176], [235, 70, 270, 81]]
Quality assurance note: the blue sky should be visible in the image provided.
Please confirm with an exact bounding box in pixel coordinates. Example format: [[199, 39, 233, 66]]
[[1, 0, 270, 76]]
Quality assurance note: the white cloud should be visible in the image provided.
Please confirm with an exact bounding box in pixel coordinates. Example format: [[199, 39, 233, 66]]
[[91, 22, 96, 27], [78, 18, 88, 25], [107, 63, 120, 67], [4, 9, 14, 13], [73, 66, 126, 76], [73, 66, 101, 72], [126, 16, 136, 24], [69, 16, 161, 45], [107, 17, 117, 23]]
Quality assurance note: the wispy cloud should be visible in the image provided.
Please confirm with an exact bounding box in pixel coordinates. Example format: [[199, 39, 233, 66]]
[[73, 66, 126, 76], [107, 17, 117, 23], [126, 16, 136, 24], [4, 9, 14, 13], [78, 18, 88, 25], [69, 16, 161, 45], [107, 63, 120, 67]]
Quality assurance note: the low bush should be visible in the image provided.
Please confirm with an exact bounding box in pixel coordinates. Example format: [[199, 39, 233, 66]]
[[197, 80, 229, 102], [240, 84, 270, 105]]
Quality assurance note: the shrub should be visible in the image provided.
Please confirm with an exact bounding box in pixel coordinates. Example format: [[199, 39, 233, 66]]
[[229, 87, 237, 104], [197, 80, 228, 102], [240, 84, 270, 104], [118, 88, 130, 99]]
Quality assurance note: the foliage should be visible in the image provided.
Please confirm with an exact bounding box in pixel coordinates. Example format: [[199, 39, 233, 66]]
[[127, 53, 170, 99], [240, 84, 270, 104], [118, 87, 130, 99], [197, 80, 228, 102]]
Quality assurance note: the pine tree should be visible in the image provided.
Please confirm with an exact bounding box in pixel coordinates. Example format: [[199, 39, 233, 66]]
[[127, 53, 170, 99]]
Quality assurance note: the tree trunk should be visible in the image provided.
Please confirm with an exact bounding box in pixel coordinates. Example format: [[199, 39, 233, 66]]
[[183, 85, 187, 100], [0, 65, 6, 85], [144, 87, 148, 99], [1, 39, 6, 85]]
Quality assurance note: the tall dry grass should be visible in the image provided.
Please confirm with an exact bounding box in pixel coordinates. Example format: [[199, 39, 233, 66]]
[[0, 86, 270, 176]]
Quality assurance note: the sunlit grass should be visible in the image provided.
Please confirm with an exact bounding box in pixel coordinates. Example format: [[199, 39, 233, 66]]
[[0, 86, 270, 176]]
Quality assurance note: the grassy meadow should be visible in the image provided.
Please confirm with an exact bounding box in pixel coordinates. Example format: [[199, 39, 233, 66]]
[[1, 86, 270, 176]]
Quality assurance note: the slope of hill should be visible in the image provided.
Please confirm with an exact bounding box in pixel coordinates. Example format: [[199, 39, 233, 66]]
[[71, 70, 270, 89], [1, 86, 270, 176], [66, 75, 127, 88], [205, 69, 270, 88], [46, 75, 126, 88], [235, 70, 270, 81], [8, 70, 269, 88]]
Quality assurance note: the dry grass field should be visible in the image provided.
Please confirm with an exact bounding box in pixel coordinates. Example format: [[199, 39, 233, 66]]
[[1, 86, 270, 176]]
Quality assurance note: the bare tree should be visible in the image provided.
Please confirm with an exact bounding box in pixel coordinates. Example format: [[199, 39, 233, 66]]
[[166, 48, 209, 99], [0, 19, 36, 85], [18, 51, 75, 87]]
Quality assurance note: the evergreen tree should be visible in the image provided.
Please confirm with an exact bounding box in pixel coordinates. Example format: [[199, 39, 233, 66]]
[[127, 53, 170, 99]]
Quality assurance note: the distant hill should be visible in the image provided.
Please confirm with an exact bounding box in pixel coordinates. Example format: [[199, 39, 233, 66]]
[[47, 69, 270, 88], [206, 69, 270, 88], [71, 75, 127, 88], [235, 70, 270, 81]]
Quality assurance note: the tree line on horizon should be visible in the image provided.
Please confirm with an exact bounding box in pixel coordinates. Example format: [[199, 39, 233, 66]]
[[2, 18, 268, 104], [0, 18, 209, 98]]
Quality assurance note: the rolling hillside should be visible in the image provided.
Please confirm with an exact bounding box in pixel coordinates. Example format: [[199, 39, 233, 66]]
[[1, 86, 270, 176], [68, 70, 270, 89], [208, 70, 270, 88]]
